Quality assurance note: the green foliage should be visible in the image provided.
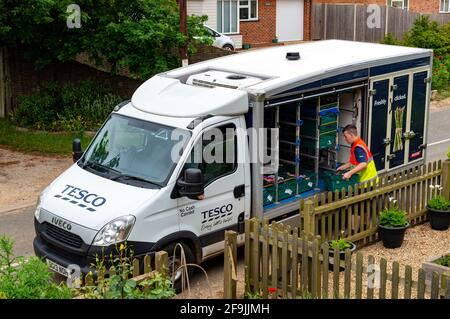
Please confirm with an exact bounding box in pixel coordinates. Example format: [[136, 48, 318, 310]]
[[244, 290, 263, 299], [77, 243, 175, 299], [434, 254, 450, 267], [427, 195, 450, 211], [0, 0, 212, 79], [139, 272, 176, 299], [0, 235, 72, 299], [447, 146, 450, 160], [329, 238, 352, 251], [11, 81, 123, 131], [380, 33, 402, 46], [379, 207, 408, 228], [380, 17, 450, 91]]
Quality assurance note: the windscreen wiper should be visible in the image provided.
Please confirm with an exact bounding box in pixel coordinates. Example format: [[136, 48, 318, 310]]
[[112, 174, 161, 187], [81, 161, 121, 175]]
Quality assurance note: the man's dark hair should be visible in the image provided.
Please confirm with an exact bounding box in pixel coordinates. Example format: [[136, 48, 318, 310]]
[[343, 124, 358, 136]]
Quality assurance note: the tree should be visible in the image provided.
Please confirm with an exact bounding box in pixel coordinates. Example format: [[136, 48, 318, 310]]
[[0, 0, 212, 79]]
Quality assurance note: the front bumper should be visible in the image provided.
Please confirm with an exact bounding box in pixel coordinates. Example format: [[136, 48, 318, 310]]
[[33, 218, 156, 276]]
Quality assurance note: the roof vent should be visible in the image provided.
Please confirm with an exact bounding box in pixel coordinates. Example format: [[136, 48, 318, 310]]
[[286, 52, 300, 61], [226, 74, 247, 80]]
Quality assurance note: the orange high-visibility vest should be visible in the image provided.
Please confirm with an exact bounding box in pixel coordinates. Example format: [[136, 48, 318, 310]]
[[349, 137, 378, 183]]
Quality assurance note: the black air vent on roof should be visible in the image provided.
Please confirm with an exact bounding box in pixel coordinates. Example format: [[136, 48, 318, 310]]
[[286, 52, 300, 61], [226, 74, 247, 80]]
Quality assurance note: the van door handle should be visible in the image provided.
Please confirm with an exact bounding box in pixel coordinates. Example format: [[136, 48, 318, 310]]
[[233, 184, 245, 198]]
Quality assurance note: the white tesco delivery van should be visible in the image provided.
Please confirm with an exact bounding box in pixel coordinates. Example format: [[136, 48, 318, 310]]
[[33, 40, 433, 284]]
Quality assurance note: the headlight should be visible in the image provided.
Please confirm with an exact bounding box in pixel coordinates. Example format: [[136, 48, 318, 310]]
[[34, 195, 42, 221], [93, 215, 136, 246]]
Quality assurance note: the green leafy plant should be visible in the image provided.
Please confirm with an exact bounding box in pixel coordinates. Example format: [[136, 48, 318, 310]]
[[427, 195, 450, 211], [0, 235, 72, 299], [76, 242, 175, 299], [139, 272, 176, 299], [379, 207, 408, 228], [244, 290, 263, 299], [329, 238, 352, 251], [447, 146, 450, 160], [434, 254, 450, 267]]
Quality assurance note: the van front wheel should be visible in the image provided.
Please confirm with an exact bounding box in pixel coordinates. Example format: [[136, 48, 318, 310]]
[[162, 242, 195, 293]]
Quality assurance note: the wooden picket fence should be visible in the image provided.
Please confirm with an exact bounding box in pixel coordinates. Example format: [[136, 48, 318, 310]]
[[299, 160, 445, 247], [243, 219, 450, 299], [83, 251, 169, 286]]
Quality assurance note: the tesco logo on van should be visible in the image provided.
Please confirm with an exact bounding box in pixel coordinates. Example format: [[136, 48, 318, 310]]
[[53, 184, 107, 212]]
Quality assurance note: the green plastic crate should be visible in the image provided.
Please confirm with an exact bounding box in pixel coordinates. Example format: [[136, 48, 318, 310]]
[[301, 135, 335, 150], [278, 178, 297, 200], [320, 114, 338, 125], [319, 123, 337, 134], [263, 185, 275, 206], [319, 132, 336, 149], [321, 170, 359, 192]]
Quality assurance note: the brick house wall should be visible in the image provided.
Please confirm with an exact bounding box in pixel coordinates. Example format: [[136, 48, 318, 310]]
[[409, 0, 440, 14], [240, 0, 314, 47], [313, 0, 443, 14], [240, 0, 277, 46]]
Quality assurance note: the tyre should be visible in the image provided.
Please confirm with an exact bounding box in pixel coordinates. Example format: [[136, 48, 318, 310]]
[[222, 44, 234, 51], [162, 242, 195, 293]]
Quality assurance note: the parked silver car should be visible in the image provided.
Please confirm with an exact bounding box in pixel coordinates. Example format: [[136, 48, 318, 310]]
[[203, 25, 235, 51]]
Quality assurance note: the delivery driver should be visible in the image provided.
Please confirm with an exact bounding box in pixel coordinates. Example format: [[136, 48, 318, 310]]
[[337, 124, 378, 185]]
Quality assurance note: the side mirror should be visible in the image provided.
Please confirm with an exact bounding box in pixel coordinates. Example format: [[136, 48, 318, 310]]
[[177, 168, 204, 200], [72, 138, 83, 163]]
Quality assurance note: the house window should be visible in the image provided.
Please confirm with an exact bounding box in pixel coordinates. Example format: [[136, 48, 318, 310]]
[[441, 0, 450, 13], [217, 0, 239, 34], [387, 0, 409, 10], [240, 0, 258, 21]]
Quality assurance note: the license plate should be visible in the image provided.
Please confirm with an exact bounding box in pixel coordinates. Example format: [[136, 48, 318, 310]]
[[46, 259, 70, 277]]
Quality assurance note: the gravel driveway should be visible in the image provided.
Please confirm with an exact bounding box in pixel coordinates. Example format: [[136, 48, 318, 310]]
[[0, 147, 72, 212]]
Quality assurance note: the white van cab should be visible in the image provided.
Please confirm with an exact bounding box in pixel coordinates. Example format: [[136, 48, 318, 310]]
[[33, 40, 432, 286]]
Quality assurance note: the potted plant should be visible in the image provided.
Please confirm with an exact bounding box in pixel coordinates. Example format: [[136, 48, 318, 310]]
[[272, 37, 278, 44], [426, 185, 450, 231], [327, 235, 356, 271], [378, 205, 409, 248]]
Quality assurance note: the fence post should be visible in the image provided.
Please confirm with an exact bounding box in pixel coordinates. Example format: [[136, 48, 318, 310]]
[[155, 251, 169, 276], [303, 200, 315, 237], [224, 230, 238, 299], [442, 160, 450, 201]]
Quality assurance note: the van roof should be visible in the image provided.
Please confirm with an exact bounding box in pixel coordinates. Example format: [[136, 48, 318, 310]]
[[164, 40, 432, 97]]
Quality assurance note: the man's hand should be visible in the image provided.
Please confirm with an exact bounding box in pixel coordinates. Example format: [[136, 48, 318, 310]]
[[343, 172, 352, 180], [336, 166, 345, 172]]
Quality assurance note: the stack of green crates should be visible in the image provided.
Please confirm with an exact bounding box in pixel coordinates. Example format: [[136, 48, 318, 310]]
[[300, 112, 338, 152], [321, 170, 359, 192], [262, 167, 317, 206]]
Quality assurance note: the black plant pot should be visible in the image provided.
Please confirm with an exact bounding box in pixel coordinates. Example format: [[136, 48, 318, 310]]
[[328, 241, 356, 272], [378, 224, 409, 248], [426, 205, 450, 231]]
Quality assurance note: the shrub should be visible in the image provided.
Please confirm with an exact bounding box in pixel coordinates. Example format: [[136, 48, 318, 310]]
[[379, 207, 408, 228], [11, 81, 123, 132], [427, 195, 450, 211], [0, 235, 72, 299], [380, 17, 450, 91]]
